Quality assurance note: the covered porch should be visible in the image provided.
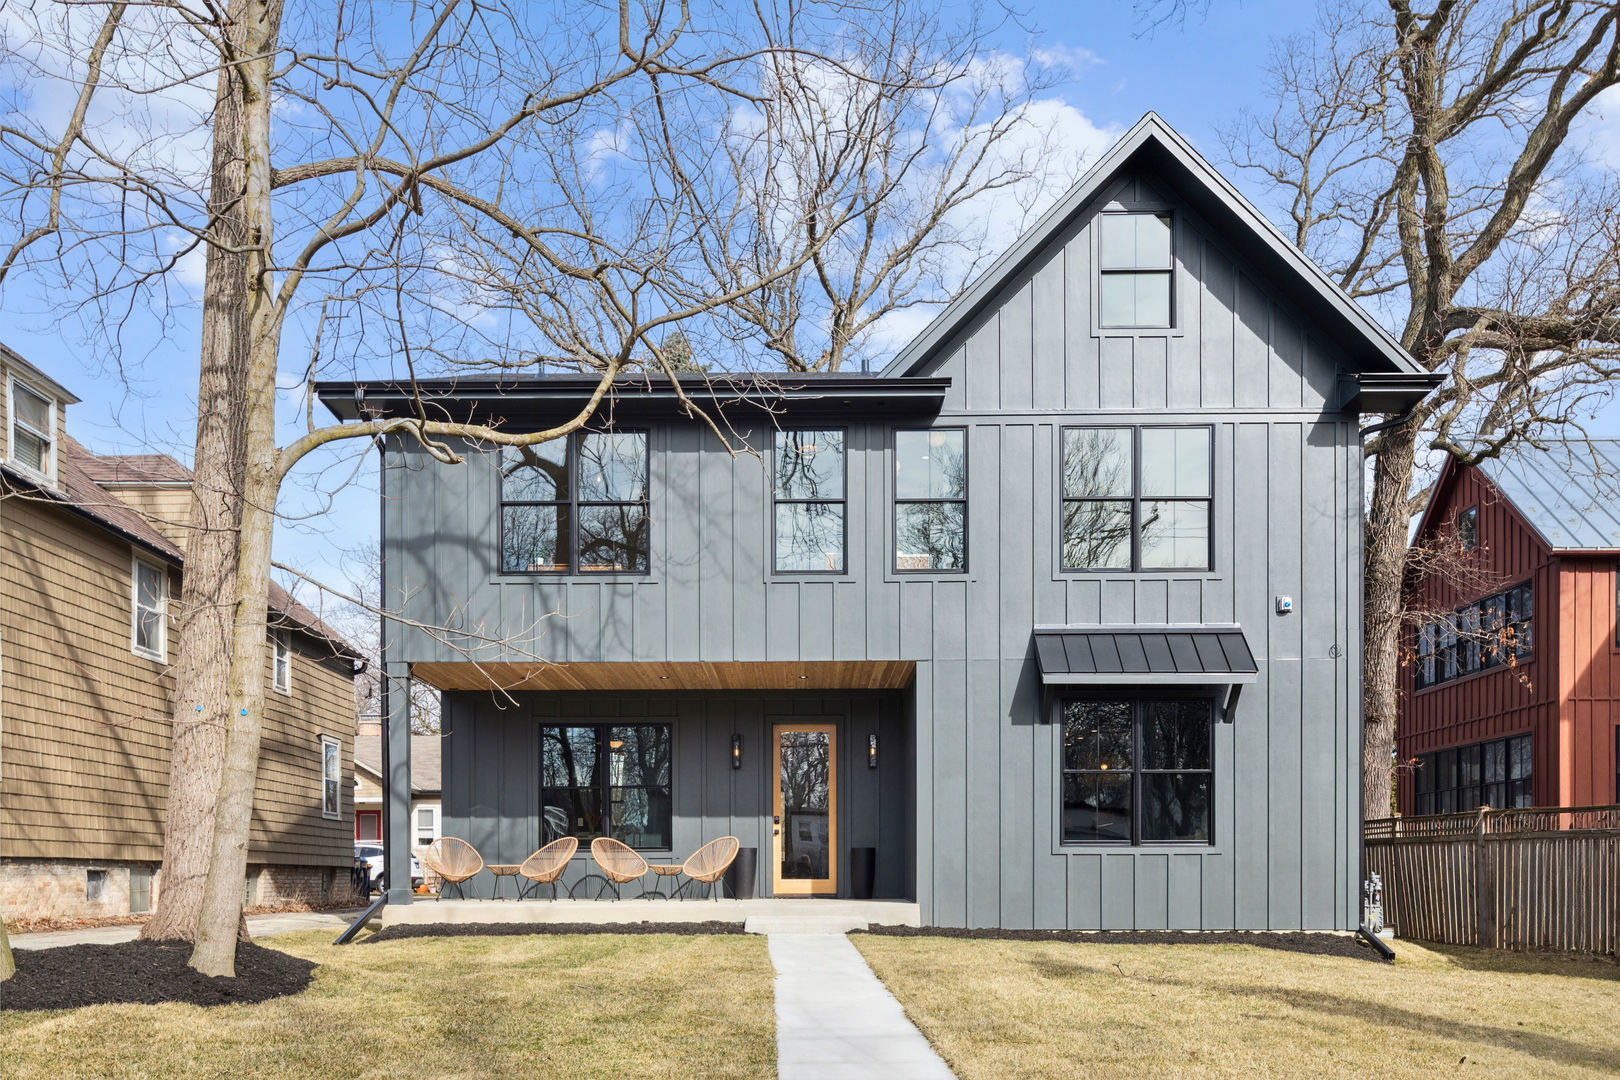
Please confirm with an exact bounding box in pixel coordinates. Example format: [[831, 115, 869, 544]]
[[388, 660, 919, 907]]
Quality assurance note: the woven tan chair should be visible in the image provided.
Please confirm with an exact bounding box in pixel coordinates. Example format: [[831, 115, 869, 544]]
[[423, 837, 484, 900], [589, 836, 649, 900], [681, 836, 741, 901], [517, 836, 578, 900]]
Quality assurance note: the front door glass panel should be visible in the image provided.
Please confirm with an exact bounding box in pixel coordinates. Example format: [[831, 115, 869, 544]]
[[772, 722, 837, 895]]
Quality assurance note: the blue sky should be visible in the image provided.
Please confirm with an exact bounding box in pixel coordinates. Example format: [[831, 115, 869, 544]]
[[2, 0, 1613, 601]]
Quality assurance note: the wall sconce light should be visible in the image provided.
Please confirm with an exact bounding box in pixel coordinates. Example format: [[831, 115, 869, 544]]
[[868, 733, 879, 769], [731, 733, 743, 770]]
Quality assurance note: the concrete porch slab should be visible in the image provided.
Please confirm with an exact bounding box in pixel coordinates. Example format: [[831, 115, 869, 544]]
[[377, 897, 919, 934]]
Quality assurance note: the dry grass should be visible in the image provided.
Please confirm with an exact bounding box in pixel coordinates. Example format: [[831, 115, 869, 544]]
[[853, 934, 1620, 1079], [1, 930, 775, 1079]]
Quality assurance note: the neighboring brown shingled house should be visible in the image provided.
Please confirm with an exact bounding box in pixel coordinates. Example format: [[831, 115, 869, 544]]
[[0, 346, 363, 923]]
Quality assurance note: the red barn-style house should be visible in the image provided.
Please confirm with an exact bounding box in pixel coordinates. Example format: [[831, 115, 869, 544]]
[[1398, 441, 1620, 817]]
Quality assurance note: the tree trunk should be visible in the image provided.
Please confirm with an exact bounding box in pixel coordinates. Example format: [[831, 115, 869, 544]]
[[1362, 417, 1421, 820], [187, 0, 285, 977], [1, 918, 14, 981], [140, 0, 261, 945]]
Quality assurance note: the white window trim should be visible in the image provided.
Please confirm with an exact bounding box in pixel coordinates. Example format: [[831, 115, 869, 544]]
[[271, 629, 292, 694], [320, 734, 341, 820], [6, 373, 58, 482], [415, 804, 439, 844], [130, 552, 168, 662]]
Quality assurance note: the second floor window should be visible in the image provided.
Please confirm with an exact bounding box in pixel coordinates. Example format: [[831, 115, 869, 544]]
[[500, 431, 649, 574], [131, 556, 167, 661], [774, 429, 845, 573], [272, 629, 292, 693], [894, 429, 966, 572], [1061, 426, 1211, 572], [8, 376, 55, 479], [1098, 212, 1173, 328], [1415, 580, 1532, 689], [1458, 506, 1478, 551]]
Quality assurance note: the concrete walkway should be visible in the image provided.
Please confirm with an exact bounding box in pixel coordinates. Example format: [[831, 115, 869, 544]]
[[769, 933, 955, 1080], [10, 909, 359, 951]]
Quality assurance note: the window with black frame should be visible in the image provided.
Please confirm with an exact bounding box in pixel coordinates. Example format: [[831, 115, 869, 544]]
[[1458, 506, 1478, 551], [774, 429, 845, 573], [1413, 733, 1531, 814], [540, 724, 671, 849], [1060, 697, 1213, 845], [500, 431, 648, 574], [1414, 580, 1533, 689], [1098, 212, 1173, 328], [894, 429, 966, 572], [1061, 426, 1211, 571]]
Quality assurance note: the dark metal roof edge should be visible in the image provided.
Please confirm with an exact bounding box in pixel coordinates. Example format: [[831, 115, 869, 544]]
[[882, 112, 1425, 380]]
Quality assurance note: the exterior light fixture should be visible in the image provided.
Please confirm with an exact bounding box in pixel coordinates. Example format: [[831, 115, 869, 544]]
[[868, 732, 878, 769], [731, 733, 743, 770]]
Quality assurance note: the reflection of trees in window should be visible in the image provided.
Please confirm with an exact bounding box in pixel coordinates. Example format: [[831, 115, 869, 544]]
[[1061, 426, 1210, 571], [895, 429, 966, 571], [779, 731, 830, 879], [501, 431, 647, 573], [775, 430, 845, 572], [541, 724, 670, 848], [1060, 698, 1212, 845]]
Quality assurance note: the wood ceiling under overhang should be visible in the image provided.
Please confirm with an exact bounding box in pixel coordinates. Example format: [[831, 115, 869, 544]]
[[410, 659, 916, 694]]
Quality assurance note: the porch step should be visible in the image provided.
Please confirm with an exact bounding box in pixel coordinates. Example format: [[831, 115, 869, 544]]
[[744, 915, 871, 935]]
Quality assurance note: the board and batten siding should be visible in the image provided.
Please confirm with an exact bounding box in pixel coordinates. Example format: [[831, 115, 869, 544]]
[[388, 171, 1365, 929], [0, 492, 356, 866]]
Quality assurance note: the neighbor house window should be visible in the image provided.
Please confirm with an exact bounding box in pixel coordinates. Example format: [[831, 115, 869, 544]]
[[1458, 506, 1478, 551], [894, 428, 966, 572], [130, 555, 167, 661], [6, 375, 56, 479], [320, 735, 341, 820], [1098, 212, 1173, 328], [1414, 580, 1532, 689], [541, 724, 672, 849], [1060, 697, 1213, 845], [416, 805, 437, 846], [271, 629, 292, 693], [1061, 426, 1211, 571], [1413, 734, 1531, 814], [500, 431, 649, 574], [774, 429, 845, 573]]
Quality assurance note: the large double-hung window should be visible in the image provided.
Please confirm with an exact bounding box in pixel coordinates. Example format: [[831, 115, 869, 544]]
[[1061, 426, 1212, 571], [774, 429, 846, 573], [7, 376, 56, 479], [500, 431, 649, 574]]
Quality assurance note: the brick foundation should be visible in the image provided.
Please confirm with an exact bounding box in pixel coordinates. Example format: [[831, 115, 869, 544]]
[[1, 858, 359, 923]]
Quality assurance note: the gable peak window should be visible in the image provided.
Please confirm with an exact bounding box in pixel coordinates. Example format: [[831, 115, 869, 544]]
[[1098, 211, 1173, 328], [272, 629, 292, 693], [1061, 425, 1211, 572], [131, 555, 168, 661], [7, 375, 56, 480], [1458, 506, 1478, 551], [774, 429, 846, 573], [500, 430, 649, 574], [894, 428, 966, 572]]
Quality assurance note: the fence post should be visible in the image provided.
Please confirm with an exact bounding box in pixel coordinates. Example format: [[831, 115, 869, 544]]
[[1475, 806, 1496, 948]]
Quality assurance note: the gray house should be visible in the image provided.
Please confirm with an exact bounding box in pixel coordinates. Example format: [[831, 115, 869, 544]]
[[317, 114, 1436, 929]]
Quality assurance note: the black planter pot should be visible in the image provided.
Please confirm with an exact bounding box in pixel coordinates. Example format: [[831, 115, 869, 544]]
[[851, 846, 877, 900], [726, 846, 759, 899]]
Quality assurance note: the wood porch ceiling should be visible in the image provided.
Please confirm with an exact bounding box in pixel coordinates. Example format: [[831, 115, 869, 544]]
[[409, 659, 917, 693]]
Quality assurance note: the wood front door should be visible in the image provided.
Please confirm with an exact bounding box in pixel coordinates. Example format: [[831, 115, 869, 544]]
[[771, 722, 838, 896]]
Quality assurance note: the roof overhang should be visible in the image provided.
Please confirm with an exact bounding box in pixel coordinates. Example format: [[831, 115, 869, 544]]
[[315, 373, 950, 427], [1341, 371, 1444, 416], [410, 659, 916, 693]]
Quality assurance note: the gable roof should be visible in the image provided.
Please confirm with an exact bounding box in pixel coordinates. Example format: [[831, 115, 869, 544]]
[[881, 112, 1429, 385], [2, 435, 360, 659], [1414, 440, 1620, 553], [353, 734, 442, 795]]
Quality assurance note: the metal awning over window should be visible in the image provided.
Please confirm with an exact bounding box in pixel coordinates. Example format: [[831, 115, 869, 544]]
[[1034, 626, 1258, 686]]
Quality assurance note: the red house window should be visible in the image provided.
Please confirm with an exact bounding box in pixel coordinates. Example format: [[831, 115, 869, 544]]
[[356, 811, 381, 842]]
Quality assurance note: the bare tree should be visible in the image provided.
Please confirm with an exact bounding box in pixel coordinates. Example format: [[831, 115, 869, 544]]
[[1, 0, 1064, 974], [1223, 0, 1620, 819], [692, 4, 1087, 372]]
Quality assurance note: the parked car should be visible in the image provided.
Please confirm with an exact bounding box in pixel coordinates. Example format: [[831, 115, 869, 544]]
[[354, 843, 423, 889]]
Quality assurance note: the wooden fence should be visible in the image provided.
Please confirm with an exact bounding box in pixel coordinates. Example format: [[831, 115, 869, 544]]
[[1365, 805, 1620, 954]]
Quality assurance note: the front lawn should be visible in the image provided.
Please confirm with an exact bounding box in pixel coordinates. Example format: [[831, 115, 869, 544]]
[[1, 930, 775, 1079], [853, 933, 1620, 1079]]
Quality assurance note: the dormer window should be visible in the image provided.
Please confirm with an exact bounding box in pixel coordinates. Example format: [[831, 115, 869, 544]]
[[7, 375, 56, 480], [1098, 212, 1173, 329]]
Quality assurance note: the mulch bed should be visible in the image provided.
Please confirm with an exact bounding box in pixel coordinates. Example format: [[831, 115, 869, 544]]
[[365, 920, 746, 943], [856, 924, 1390, 962], [2, 940, 317, 1011]]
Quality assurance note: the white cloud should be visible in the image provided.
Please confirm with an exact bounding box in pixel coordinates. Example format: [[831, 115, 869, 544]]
[[1579, 85, 1620, 171]]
